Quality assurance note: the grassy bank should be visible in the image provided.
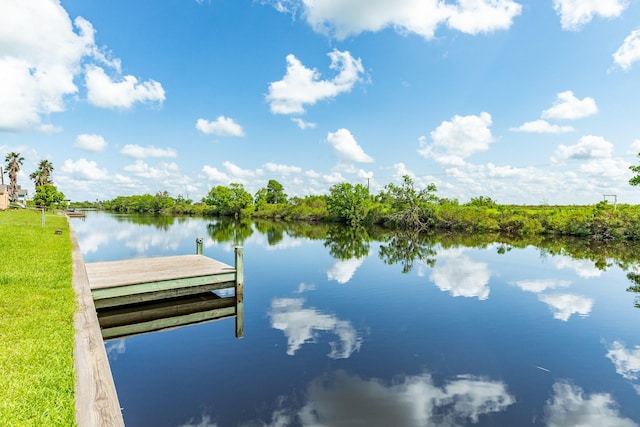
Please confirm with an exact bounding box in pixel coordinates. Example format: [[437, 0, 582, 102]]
[[0, 209, 76, 426]]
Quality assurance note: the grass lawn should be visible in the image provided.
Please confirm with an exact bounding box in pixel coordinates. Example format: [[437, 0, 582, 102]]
[[0, 209, 76, 426]]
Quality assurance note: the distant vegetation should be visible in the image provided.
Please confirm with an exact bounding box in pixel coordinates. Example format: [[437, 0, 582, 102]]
[[68, 175, 640, 242]]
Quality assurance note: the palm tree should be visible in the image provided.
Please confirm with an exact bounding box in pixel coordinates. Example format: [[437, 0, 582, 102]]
[[30, 159, 54, 187], [4, 152, 24, 203]]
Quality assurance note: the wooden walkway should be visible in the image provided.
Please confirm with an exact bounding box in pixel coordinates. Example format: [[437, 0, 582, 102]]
[[72, 225, 244, 426]]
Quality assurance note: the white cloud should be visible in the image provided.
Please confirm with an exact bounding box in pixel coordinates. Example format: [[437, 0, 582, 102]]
[[120, 144, 177, 159], [430, 252, 491, 300], [85, 65, 165, 109], [291, 117, 317, 129], [580, 157, 630, 179], [223, 161, 263, 180], [542, 91, 598, 120], [75, 133, 107, 152], [538, 293, 593, 321], [264, 162, 302, 175], [510, 119, 574, 134], [553, 0, 627, 31], [613, 29, 640, 70], [266, 49, 364, 114], [326, 128, 373, 163], [123, 160, 180, 180], [606, 341, 640, 382], [511, 279, 571, 293], [295, 371, 514, 426], [269, 298, 362, 359], [0, 2, 164, 129], [60, 158, 109, 181], [0, 3, 92, 130], [195, 116, 245, 137], [202, 165, 230, 183], [552, 135, 613, 163], [418, 112, 493, 166], [271, 0, 521, 40], [629, 139, 640, 155], [327, 257, 367, 284], [545, 381, 637, 427], [553, 257, 604, 278]]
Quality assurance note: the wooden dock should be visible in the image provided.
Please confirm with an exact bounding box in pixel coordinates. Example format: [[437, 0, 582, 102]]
[[72, 226, 244, 426]]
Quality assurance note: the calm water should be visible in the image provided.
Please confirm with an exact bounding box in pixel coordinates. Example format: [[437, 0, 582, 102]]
[[72, 212, 640, 426]]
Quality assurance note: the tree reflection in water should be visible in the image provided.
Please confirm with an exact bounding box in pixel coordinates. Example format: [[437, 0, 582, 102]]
[[206, 217, 253, 245], [378, 231, 437, 273]]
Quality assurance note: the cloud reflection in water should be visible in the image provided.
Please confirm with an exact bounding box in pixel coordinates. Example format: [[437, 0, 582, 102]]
[[269, 298, 362, 359], [545, 381, 637, 427], [430, 252, 491, 300]]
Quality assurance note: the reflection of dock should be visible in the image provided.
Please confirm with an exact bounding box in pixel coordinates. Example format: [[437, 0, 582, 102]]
[[98, 292, 242, 339], [86, 250, 244, 338]]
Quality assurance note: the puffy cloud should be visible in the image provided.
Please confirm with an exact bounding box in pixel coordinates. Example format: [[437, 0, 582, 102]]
[[552, 135, 613, 163], [542, 91, 598, 120], [430, 252, 492, 300], [538, 293, 593, 321], [269, 0, 521, 40], [120, 144, 177, 159], [553, 0, 627, 31], [326, 128, 373, 163], [580, 157, 630, 179], [553, 257, 603, 278], [327, 257, 367, 284], [613, 29, 640, 71], [222, 161, 263, 180], [629, 139, 640, 155], [60, 158, 109, 180], [195, 116, 245, 137], [202, 165, 230, 183], [510, 119, 574, 133], [0, 2, 93, 130], [75, 133, 107, 152], [606, 341, 640, 381], [511, 279, 571, 293], [266, 49, 364, 114], [418, 112, 493, 166], [545, 381, 637, 427], [296, 371, 514, 426], [263, 162, 302, 175], [85, 65, 165, 109], [269, 298, 362, 359], [123, 160, 180, 180]]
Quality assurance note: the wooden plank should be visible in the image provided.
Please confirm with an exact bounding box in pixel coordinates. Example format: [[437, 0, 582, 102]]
[[91, 271, 236, 300], [70, 222, 124, 427], [86, 255, 234, 289]]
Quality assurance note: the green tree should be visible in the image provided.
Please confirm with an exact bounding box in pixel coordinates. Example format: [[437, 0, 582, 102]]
[[33, 184, 65, 208], [30, 159, 54, 187], [326, 182, 371, 226], [380, 175, 438, 231], [4, 152, 24, 203], [630, 153, 640, 186], [203, 183, 253, 217]]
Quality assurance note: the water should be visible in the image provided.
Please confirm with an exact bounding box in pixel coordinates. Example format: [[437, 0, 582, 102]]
[[72, 212, 640, 426]]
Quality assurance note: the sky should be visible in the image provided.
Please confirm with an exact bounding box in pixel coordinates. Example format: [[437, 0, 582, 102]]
[[2, 0, 640, 205]]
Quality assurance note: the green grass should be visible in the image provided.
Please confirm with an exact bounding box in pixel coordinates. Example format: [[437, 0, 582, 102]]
[[0, 209, 76, 426]]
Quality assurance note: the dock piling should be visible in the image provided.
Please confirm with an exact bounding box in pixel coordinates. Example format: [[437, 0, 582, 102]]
[[196, 237, 203, 255], [235, 246, 244, 338]]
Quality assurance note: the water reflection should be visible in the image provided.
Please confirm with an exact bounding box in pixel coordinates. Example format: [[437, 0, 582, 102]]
[[269, 298, 362, 359], [327, 256, 368, 284], [71, 213, 640, 425], [538, 293, 593, 322], [606, 341, 640, 393], [545, 381, 637, 427], [430, 249, 491, 300]]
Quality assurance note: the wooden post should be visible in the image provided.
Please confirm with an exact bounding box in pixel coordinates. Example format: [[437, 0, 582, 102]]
[[235, 246, 244, 338], [196, 237, 203, 255]]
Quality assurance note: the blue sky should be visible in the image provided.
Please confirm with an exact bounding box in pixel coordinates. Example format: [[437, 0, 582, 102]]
[[2, 0, 640, 204]]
